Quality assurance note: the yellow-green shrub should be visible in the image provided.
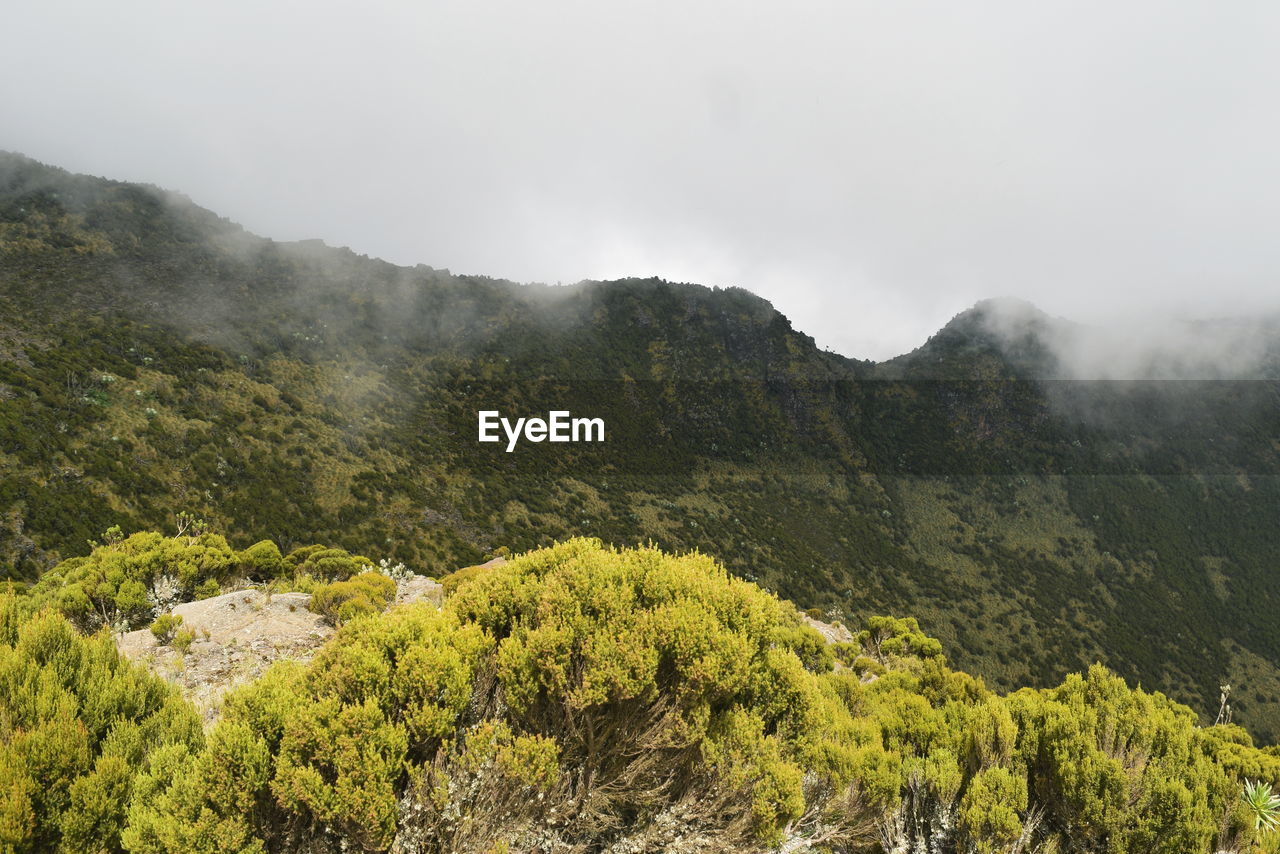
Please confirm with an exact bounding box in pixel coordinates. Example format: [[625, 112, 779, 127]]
[[1007, 664, 1249, 853], [309, 571, 396, 625], [27, 531, 237, 631], [69, 537, 1280, 852], [149, 613, 183, 643], [957, 766, 1027, 851], [447, 538, 891, 843], [438, 562, 490, 597], [284, 546, 372, 582], [0, 599, 203, 853], [127, 605, 491, 850], [237, 540, 285, 579], [171, 628, 196, 655]]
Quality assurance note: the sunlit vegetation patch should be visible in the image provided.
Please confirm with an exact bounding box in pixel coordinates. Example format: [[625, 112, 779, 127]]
[[0, 597, 203, 853], [22, 524, 377, 634]]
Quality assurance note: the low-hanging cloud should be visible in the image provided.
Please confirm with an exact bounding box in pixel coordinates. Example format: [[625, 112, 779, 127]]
[[977, 297, 1280, 380]]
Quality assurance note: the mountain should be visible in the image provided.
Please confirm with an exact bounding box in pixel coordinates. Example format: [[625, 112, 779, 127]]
[[4, 151, 1280, 738]]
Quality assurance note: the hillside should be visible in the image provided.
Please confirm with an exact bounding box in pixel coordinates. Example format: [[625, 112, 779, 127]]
[[3, 151, 1280, 739]]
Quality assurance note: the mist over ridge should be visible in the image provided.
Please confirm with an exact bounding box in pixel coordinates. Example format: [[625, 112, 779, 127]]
[[917, 296, 1280, 380], [8, 148, 1280, 385]]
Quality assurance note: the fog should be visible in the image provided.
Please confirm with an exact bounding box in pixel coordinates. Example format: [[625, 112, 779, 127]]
[[4, 1, 1280, 361], [972, 298, 1280, 379]]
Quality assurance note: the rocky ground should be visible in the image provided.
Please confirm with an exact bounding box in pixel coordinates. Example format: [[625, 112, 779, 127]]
[[118, 574, 444, 722], [800, 613, 854, 644]]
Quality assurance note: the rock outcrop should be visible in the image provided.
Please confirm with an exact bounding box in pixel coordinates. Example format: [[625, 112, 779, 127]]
[[117, 575, 450, 724], [118, 590, 334, 723], [800, 613, 854, 645], [395, 574, 444, 607]]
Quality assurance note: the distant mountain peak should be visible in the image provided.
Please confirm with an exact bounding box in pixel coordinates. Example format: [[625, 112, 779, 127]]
[[875, 298, 1068, 378], [943, 297, 1062, 341]]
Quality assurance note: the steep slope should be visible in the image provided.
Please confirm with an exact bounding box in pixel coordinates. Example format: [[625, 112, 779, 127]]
[[3, 152, 1280, 738]]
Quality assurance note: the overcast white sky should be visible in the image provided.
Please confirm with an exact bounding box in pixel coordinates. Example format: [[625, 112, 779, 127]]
[[4, 1, 1280, 360]]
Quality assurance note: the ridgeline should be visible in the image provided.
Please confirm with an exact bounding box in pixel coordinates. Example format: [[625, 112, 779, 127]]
[[3, 151, 1280, 742]]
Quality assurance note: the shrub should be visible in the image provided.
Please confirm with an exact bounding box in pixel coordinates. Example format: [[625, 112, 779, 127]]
[[171, 628, 196, 655], [443, 538, 883, 844], [126, 605, 491, 852], [309, 571, 397, 625], [193, 578, 221, 599], [27, 531, 237, 631], [855, 615, 945, 663], [0, 597, 203, 852], [18, 536, 1276, 853], [285, 545, 373, 582], [1007, 664, 1247, 853], [957, 766, 1027, 851], [237, 540, 285, 579], [150, 613, 183, 644], [130, 540, 890, 850], [438, 561, 495, 596]]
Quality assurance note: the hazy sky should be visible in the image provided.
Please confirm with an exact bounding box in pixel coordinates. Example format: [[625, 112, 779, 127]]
[[5, 1, 1280, 360]]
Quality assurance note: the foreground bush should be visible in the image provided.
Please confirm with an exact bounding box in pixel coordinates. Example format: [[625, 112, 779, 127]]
[[0, 595, 203, 853], [115, 539, 1280, 852], [123, 539, 894, 851], [123, 605, 489, 853]]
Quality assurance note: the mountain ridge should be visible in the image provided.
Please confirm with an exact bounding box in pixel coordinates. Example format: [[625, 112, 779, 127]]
[[8, 149, 1279, 378], [5, 151, 1280, 738]]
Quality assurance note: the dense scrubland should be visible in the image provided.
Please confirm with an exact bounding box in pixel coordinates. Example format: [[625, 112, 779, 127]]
[[7, 533, 1280, 853]]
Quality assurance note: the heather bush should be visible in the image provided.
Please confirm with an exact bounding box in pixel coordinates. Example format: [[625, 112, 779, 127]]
[[28, 531, 237, 631], [0, 597, 202, 853], [284, 545, 373, 583], [148, 613, 182, 644], [309, 571, 397, 625]]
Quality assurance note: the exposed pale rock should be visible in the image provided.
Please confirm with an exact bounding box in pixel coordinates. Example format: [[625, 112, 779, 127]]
[[395, 574, 444, 607], [117, 589, 333, 724], [801, 613, 854, 645], [117, 628, 159, 658], [171, 590, 322, 644], [116, 567, 476, 725]]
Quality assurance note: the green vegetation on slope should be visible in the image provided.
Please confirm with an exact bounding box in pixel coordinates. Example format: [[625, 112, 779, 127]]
[[22, 528, 373, 633], [4, 151, 1280, 739]]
